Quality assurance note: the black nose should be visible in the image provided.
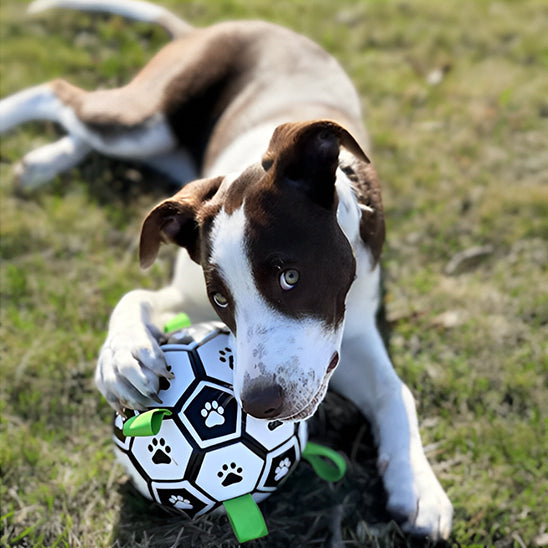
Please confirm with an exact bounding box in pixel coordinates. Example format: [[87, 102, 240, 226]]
[[241, 383, 284, 419]]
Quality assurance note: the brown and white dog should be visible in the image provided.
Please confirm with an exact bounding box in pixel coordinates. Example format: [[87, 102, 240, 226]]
[[0, 0, 453, 539]]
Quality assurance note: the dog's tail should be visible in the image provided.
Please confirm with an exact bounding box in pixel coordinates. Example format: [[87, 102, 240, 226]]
[[28, 0, 193, 38]]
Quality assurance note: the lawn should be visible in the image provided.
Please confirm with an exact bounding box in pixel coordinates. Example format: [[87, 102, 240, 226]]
[[1, 1, 547, 547]]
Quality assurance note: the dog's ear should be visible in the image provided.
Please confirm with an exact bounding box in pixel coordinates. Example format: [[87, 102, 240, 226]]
[[139, 176, 223, 269], [262, 120, 370, 208]]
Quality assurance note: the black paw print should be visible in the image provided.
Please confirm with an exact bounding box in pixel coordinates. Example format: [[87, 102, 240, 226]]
[[218, 347, 234, 370], [148, 437, 171, 465], [217, 462, 243, 486]]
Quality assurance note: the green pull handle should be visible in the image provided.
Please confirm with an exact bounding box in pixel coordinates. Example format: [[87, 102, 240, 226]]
[[163, 312, 191, 333], [122, 409, 172, 437], [223, 494, 268, 543], [302, 441, 347, 482]]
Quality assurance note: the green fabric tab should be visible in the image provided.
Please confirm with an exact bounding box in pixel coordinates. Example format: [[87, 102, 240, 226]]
[[163, 313, 192, 333], [302, 441, 347, 482], [223, 494, 268, 543], [122, 409, 172, 437]]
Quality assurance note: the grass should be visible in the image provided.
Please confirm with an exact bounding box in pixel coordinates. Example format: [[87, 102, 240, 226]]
[[1, 0, 547, 546]]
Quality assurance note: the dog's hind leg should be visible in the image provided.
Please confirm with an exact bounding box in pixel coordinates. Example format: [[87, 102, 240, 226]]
[[14, 135, 91, 190], [0, 81, 178, 186], [0, 84, 65, 133]]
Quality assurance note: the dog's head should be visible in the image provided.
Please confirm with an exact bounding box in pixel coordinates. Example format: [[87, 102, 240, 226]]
[[139, 120, 383, 421]]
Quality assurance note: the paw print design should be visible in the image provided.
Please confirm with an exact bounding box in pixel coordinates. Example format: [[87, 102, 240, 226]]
[[159, 364, 172, 392], [201, 400, 225, 427], [148, 437, 172, 465], [169, 495, 193, 510], [218, 347, 234, 370], [274, 458, 292, 481], [218, 462, 243, 487]]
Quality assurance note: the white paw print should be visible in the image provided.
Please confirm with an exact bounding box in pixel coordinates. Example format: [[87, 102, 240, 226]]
[[201, 400, 225, 427], [274, 457, 292, 481], [169, 494, 193, 510]]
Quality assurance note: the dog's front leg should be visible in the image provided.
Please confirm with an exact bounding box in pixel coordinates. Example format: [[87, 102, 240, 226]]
[[331, 326, 453, 539], [95, 285, 183, 414], [330, 255, 452, 539], [96, 252, 213, 413]]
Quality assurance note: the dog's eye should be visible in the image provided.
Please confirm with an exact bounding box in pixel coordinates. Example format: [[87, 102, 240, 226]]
[[280, 269, 299, 290], [213, 292, 229, 308]]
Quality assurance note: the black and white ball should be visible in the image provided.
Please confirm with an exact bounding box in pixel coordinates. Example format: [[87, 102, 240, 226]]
[[113, 322, 307, 518]]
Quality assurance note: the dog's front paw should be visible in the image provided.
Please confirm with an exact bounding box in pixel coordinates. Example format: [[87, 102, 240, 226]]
[[95, 325, 174, 413], [380, 452, 453, 540]]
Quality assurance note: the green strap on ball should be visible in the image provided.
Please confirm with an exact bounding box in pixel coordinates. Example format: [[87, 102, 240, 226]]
[[122, 409, 172, 436], [223, 494, 269, 543], [163, 312, 192, 333], [301, 441, 347, 482]]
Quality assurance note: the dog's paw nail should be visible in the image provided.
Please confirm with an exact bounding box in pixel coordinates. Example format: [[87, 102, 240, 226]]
[[148, 392, 163, 404]]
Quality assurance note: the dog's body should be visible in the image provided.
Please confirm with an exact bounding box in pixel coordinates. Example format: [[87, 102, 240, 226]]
[[0, 0, 452, 539]]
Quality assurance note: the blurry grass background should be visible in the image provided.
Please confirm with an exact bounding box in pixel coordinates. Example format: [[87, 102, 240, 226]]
[[1, 0, 547, 546]]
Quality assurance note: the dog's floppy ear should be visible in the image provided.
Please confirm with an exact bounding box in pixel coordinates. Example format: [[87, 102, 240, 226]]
[[262, 120, 370, 208], [139, 176, 223, 269]]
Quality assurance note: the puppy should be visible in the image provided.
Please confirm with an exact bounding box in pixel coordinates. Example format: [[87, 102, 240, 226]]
[[0, 0, 453, 539]]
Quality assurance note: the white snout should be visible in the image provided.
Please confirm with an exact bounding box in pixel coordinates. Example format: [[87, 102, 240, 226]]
[[232, 314, 342, 421]]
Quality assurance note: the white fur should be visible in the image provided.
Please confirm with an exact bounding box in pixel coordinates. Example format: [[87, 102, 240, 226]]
[[14, 135, 91, 189], [0, 84, 60, 132]]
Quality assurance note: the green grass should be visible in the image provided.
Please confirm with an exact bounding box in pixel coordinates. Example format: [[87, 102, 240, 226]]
[[1, 0, 547, 546]]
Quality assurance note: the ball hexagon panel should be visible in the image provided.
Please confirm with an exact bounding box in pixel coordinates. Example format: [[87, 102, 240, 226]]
[[185, 322, 227, 347], [257, 437, 301, 491], [130, 419, 193, 481], [194, 443, 265, 501], [113, 413, 131, 452], [245, 416, 298, 451], [151, 480, 216, 518], [194, 330, 234, 386], [180, 381, 241, 448], [158, 347, 197, 407]]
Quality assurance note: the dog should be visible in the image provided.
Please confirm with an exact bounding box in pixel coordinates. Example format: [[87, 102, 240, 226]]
[[0, 0, 453, 539]]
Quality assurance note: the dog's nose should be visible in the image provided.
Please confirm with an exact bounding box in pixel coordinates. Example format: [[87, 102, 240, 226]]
[[241, 383, 284, 419]]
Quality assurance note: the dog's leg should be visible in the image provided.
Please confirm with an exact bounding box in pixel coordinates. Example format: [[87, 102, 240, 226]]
[[14, 135, 91, 190], [95, 285, 182, 413], [0, 81, 178, 185], [96, 251, 213, 413], [331, 250, 453, 540], [0, 84, 67, 133]]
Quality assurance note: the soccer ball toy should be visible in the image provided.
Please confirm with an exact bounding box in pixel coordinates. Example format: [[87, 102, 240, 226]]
[[113, 319, 308, 523]]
